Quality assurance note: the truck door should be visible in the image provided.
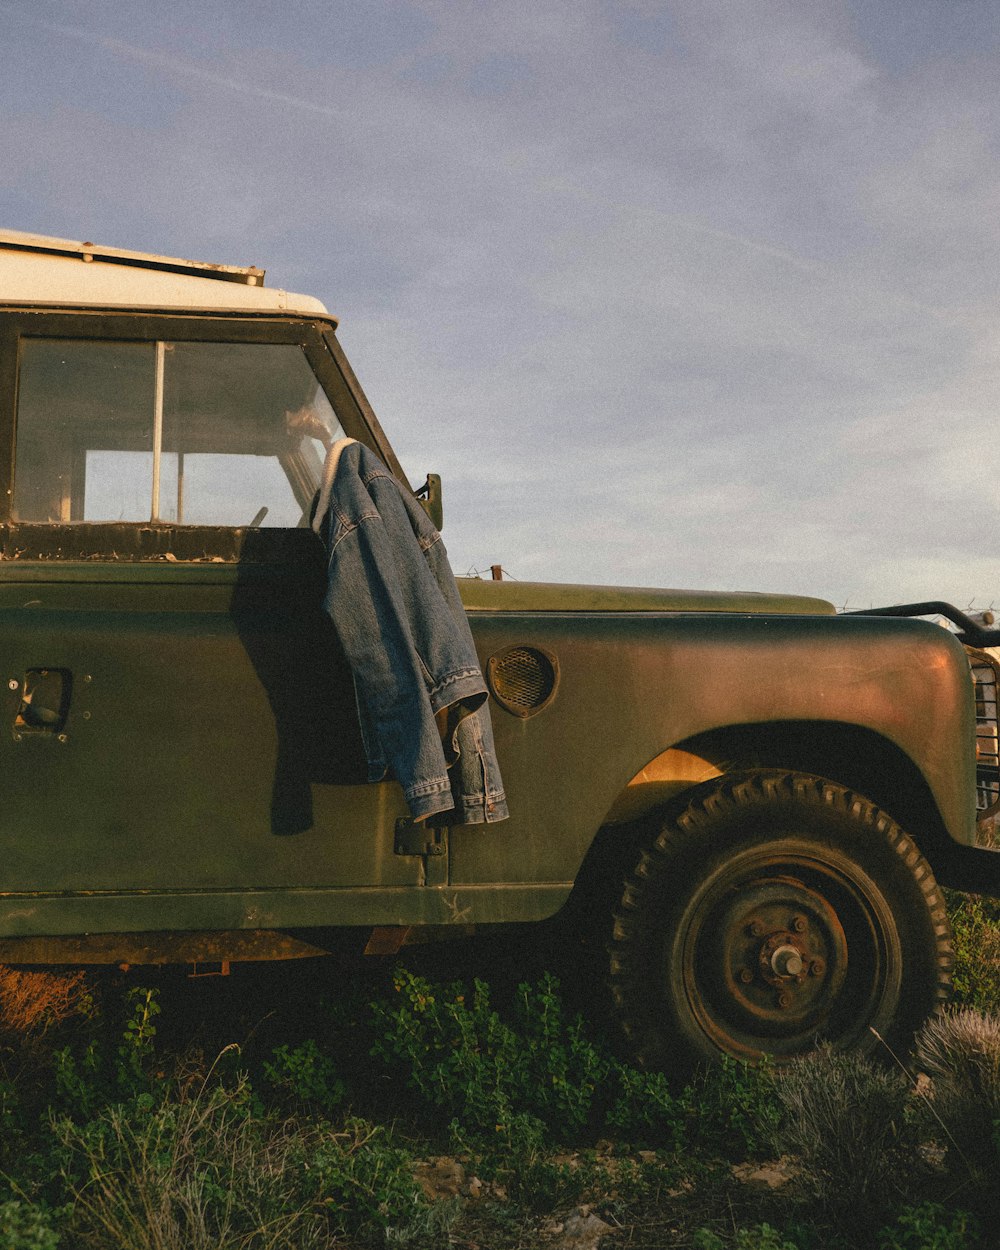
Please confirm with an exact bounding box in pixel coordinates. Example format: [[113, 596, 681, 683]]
[[0, 317, 425, 922]]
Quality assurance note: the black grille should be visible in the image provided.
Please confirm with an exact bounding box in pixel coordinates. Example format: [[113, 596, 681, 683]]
[[488, 646, 558, 718], [971, 657, 1000, 817]]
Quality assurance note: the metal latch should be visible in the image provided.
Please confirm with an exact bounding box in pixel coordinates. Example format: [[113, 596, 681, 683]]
[[13, 668, 72, 737], [394, 818, 447, 858]]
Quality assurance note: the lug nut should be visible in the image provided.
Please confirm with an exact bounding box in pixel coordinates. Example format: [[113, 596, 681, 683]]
[[791, 915, 807, 933], [748, 920, 764, 937], [777, 991, 792, 1009], [739, 968, 754, 984], [810, 958, 826, 977]]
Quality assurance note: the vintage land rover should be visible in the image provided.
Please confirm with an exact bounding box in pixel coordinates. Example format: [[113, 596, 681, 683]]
[[0, 228, 998, 1068]]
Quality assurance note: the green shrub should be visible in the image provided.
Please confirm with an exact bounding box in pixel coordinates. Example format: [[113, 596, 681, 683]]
[[684, 1056, 780, 1159], [306, 1116, 436, 1241], [370, 969, 610, 1141], [507, 974, 612, 1133], [605, 1065, 687, 1149], [693, 1224, 803, 1250], [370, 968, 786, 1164], [0, 1200, 63, 1250], [261, 1040, 346, 1115], [51, 986, 164, 1121], [877, 1201, 981, 1249], [606, 1056, 779, 1158], [945, 891, 1000, 1013], [116, 987, 160, 1087]]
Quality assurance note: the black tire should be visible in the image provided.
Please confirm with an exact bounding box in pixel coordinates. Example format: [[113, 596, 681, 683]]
[[609, 770, 953, 1067]]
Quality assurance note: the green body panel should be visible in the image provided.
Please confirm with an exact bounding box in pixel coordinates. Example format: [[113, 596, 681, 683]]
[[0, 558, 976, 937], [459, 578, 836, 616]]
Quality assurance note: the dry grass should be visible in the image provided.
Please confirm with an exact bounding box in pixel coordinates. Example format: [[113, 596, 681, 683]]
[[0, 966, 92, 1035], [772, 1046, 914, 1236], [913, 1008, 1000, 1173], [54, 1079, 328, 1250]]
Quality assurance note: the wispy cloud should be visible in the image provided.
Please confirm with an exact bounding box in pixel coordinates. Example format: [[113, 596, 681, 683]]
[[0, 6, 347, 120]]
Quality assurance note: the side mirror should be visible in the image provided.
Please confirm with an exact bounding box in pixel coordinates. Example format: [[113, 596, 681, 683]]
[[416, 473, 443, 531]]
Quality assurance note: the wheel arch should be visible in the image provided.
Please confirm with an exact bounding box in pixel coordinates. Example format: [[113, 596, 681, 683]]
[[587, 719, 954, 895]]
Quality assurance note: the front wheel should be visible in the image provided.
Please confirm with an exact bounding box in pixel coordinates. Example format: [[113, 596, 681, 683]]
[[609, 771, 953, 1067]]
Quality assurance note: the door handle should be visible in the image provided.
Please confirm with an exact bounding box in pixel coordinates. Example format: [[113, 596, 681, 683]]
[[15, 669, 71, 733]]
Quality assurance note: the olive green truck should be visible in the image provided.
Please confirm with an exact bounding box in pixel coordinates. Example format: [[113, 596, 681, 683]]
[[0, 228, 997, 1068]]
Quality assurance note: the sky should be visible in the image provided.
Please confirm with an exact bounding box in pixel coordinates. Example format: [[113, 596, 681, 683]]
[[2, 0, 1000, 607]]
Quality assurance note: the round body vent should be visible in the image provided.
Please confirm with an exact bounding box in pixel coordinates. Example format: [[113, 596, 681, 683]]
[[487, 645, 559, 718]]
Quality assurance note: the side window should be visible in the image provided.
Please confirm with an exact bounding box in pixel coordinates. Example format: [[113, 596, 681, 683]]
[[13, 339, 344, 526]]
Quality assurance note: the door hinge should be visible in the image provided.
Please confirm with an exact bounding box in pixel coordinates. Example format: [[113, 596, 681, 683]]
[[394, 818, 448, 858]]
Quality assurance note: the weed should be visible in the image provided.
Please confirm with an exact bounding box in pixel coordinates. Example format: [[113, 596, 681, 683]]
[[508, 974, 611, 1134], [370, 969, 610, 1142], [606, 1057, 779, 1158], [383, 1196, 463, 1246], [605, 1065, 687, 1149], [116, 987, 160, 1087], [307, 1116, 435, 1241], [504, 1151, 593, 1213], [261, 1040, 345, 1115], [693, 1223, 803, 1250], [945, 891, 1000, 1013], [0, 1199, 63, 1250], [684, 1056, 780, 1159], [53, 1079, 323, 1250], [876, 1201, 981, 1249], [52, 1039, 105, 1122], [51, 986, 164, 1120]]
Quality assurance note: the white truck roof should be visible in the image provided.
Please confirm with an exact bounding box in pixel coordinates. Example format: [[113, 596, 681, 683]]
[[0, 229, 333, 320]]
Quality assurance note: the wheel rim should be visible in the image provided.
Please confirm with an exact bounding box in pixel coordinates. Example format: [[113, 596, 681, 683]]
[[673, 842, 903, 1060]]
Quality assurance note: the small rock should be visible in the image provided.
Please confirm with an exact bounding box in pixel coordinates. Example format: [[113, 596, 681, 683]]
[[555, 1207, 615, 1250], [913, 1072, 934, 1098], [411, 1156, 465, 1201], [731, 1156, 798, 1191], [917, 1139, 947, 1172]]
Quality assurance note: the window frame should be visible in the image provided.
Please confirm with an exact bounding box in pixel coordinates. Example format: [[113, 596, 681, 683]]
[[0, 309, 408, 562]]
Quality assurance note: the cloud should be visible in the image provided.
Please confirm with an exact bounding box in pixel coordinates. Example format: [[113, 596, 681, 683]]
[[1, 1, 999, 605]]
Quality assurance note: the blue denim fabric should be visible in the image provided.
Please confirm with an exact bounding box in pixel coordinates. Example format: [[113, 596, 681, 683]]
[[313, 441, 508, 825]]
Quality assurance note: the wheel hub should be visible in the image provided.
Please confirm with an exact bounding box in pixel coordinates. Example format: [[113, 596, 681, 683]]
[[767, 941, 804, 980], [689, 873, 851, 1053]]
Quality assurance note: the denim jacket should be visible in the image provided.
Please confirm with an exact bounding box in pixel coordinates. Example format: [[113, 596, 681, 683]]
[[312, 439, 508, 825]]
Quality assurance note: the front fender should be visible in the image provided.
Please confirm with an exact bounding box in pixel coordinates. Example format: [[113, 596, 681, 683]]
[[450, 611, 976, 894]]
